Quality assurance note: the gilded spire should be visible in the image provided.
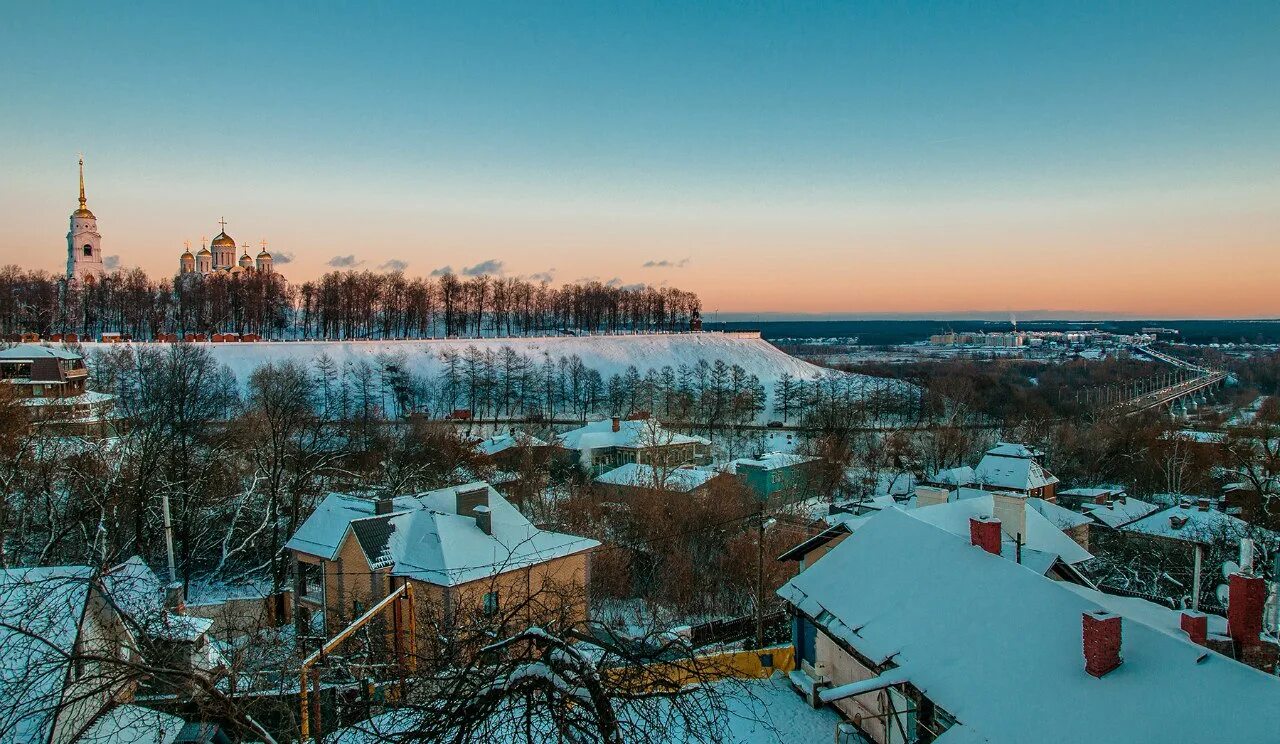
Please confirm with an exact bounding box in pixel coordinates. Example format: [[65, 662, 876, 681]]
[[78, 155, 86, 209]]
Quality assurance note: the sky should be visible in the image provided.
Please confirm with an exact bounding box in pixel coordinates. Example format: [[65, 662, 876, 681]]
[[1, 2, 1277, 319]]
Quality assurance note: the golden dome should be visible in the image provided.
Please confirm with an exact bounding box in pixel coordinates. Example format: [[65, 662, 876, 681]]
[[197, 246, 212, 256], [257, 249, 271, 258], [181, 250, 194, 259], [211, 231, 236, 247], [72, 207, 96, 219]]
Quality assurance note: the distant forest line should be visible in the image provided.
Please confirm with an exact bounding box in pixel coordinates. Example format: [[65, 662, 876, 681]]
[[0, 266, 701, 340], [707, 319, 1280, 346]]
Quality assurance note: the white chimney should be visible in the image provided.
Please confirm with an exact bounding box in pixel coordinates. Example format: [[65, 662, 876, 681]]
[[991, 491, 1028, 543], [914, 486, 950, 508]]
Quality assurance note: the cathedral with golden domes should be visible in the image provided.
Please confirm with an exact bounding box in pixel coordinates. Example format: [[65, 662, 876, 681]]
[[178, 218, 276, 277]]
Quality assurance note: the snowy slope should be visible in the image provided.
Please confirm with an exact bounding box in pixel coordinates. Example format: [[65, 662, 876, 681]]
[[83, 333, 858, 417]]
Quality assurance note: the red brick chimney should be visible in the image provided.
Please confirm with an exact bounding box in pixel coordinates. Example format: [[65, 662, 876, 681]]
[[1180, 610, 1207, 646], [1083, 610, 1122, 677], [969, 516, 1001, 556], [611, 416, 621, 433], [1228, 573, 1266, 647]]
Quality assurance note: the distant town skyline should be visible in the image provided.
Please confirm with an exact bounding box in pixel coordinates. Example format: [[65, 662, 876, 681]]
[[2, 2, 1277, 318]]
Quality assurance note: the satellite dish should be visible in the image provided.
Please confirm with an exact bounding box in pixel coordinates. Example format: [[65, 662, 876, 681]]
[[1223, 560, 1241, 579], [1216, 584, 1230, 605]]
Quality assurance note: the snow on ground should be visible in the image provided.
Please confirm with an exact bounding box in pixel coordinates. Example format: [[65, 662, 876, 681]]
[[84, 333, 850, 418], [332, 675, 845, 743]]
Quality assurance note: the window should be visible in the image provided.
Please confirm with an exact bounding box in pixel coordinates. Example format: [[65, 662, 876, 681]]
[[83, 245, 92, 257], [482, 591, 499, 615]]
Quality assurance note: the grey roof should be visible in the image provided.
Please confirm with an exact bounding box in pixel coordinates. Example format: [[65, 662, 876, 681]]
[[0, 343, 82, 361]]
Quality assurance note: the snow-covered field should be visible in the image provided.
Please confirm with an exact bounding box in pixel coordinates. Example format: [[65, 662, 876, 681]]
[[84, 333, 859, 417]]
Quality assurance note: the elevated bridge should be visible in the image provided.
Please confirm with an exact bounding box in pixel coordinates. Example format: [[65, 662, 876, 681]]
[[1109, 344, 1225, 415]]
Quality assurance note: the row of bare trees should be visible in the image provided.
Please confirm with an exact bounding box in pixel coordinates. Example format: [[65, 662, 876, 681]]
[[0, 265, 701, 340]]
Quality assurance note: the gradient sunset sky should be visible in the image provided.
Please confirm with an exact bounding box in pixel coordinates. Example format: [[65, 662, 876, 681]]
[[2, 2, 1277, 318]]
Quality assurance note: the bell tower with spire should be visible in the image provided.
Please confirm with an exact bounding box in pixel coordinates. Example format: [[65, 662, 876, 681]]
[[66, 155, 106, 283]]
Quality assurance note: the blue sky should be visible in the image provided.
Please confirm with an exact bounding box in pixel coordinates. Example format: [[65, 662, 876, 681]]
[[2, 2, 1277, 316]]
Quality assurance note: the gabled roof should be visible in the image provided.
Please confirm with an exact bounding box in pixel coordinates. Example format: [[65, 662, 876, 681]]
[[929, 465, 976, 487], [594, 463, 720, 492], [288, 483, 601, 587], [778, 509, 1280, 744], [556, 418, 708, 451], [974, 443, 1058, 492]]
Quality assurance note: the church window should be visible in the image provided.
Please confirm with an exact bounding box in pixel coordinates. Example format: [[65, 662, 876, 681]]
[[83, 245, 92, 257]]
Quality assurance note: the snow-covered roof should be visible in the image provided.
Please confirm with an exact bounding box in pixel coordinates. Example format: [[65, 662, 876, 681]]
[[80, 703, 185, 744], [594, 463, 720, 492], [556, 418, 708, 451], [332, 675, 842, 744], [287, 483, 600, 586], [984, 442, 1044, 458], [1058, 486, 1126, 500], [102, 557, 214, 644], [974, 443, 1058, 492], [727, 452, 819, 472], [1122, 504, 1274, 546], [475, 432, 549, 456], [0, 343, 82, 361], [1060, 584, 1229, 643], [778, 508, 1280, 744], [910, 493, 1092, 567], [0, 565, 94, 743], [1081, 497, 1160, 529], [20, 390, 115, 407], [1027, 497, 1092, 531], [929, 465, 976, 487]]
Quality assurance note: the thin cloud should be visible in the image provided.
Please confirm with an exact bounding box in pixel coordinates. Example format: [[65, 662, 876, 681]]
[[527, 271, 555, 283], [642, 257, 690, 268], [430, 265, 454, 277], [462, 259, 504, 276], [103, 255, 121, 270], [379, 259, 409, 271], [327, 254, 362, 268], [273, 251, 295, 265], [606, 278, 647, 291]]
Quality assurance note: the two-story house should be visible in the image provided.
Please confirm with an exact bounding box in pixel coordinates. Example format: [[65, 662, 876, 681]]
[[286, 482, 599, 662]]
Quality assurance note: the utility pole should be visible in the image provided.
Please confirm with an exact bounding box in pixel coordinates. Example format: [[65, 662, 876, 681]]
[[756, 508, 766, 650]]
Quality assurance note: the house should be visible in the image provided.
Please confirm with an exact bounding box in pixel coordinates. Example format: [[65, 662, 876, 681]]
[[0, 344, 114, 423], [0, 566, 138, 744], [285, 482, 599, 660], [593, 463, 728, 499], [972, 442, 1059, 501], [929, 443, 1059, 501], [778, 508, 1280, 744], [473, 431, 551, 470], [556, 417, 709, 474], [726, 452, 822, 504], [1056, 484, 1127, 511], [101, 557, 226, 680]]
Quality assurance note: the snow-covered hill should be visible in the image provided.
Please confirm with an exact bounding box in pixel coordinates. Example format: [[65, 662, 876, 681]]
[[82, 332, 895, 419]]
